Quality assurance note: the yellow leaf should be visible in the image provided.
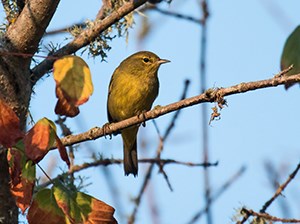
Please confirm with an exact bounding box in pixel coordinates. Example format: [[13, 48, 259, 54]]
[[53, 55, 93, 107]]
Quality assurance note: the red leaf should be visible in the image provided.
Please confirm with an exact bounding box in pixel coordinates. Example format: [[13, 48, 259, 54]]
[[55, 86, 79, 117], [0, 99, 24, 147], [8, 148, 35, 213], [24, 120, 51, 163], [55, 135, 70, 168]]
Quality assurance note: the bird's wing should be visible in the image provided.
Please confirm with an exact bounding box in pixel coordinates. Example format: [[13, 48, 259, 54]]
[[107, 70, 116, 123]]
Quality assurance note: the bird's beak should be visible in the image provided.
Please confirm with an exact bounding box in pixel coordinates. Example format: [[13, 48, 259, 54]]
[[157, 59, 171, 65]]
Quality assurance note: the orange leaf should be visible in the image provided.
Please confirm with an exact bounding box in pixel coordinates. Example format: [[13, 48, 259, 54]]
[[27, 188, 65, 224], [24, 118, 56, 164], [25, 118, 70, 167], [8, 146, 35, 214], [0, 99, 24, 147], [53, 55, 93, 117], [84, 195, 118, 223], [54, 86, 79, 117]]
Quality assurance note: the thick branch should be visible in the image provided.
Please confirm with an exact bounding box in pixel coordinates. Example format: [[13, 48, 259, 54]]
[[51, 70, 300, 149], [6, 0, 60, 54], [32, 0, 147, 84]]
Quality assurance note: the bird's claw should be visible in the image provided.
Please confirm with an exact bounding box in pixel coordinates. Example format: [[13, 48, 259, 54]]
[[102, 123, 112, 139], [137, 110, 147, 127]]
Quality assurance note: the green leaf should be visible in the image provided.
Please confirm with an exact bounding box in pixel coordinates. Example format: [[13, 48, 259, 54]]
[[280, 25, 300, 89], [27, 188, 65, 224], [52, 185, 117, 224]]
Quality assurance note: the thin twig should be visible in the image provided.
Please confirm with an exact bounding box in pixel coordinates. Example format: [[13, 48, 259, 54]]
[[128, 80, 191, 224], [238, 208, 300, 223], [264, 160, 291, 217], [49, 67, 297, 150], [199, 0, 212, 223], [260, 162, 300, 213], [38, 158, 215, 189], [55, 116, 75, 183], [238, 162, 300, 223], [188, 166, 246, 224], [149, 5, 202, 24], [32, 0, 148, 84]]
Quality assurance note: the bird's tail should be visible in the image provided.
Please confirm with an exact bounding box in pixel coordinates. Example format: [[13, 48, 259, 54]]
[[122, 127, 138, 177]]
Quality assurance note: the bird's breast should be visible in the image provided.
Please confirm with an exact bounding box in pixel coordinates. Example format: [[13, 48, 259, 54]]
[[108, 74, 159, 121]]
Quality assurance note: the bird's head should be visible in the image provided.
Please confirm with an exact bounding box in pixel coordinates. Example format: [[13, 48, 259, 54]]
[[119, 51, 170, 76]]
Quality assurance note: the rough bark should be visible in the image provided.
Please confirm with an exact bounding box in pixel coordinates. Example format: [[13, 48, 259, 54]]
[[0, 150, 18, 223], [0, 1, 61, 223]]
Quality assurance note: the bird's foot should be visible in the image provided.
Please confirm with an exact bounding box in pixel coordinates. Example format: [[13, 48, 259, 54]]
[[102, 122, 112, 139], [137, 110, 147, 127]]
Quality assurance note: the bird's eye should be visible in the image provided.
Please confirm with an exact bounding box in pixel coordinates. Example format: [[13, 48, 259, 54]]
[[143, 57, 150, 63]]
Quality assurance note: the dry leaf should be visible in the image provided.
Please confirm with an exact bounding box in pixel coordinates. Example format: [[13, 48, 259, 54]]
[[27, 188, 65, 224], [24, 118, 70, 167], [55, 86, 79, 117], [8, 146, 35, 214], [55, 135, 70, 168], [53, 186, 117, 224], [0, 99, 24, 147], [24, 118, 55, 163], [53, 55, 93, 117]]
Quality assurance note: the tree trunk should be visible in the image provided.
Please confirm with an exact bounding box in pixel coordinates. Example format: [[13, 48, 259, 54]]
[[0, 51, 32, 223], [0, 150, 18, 223]]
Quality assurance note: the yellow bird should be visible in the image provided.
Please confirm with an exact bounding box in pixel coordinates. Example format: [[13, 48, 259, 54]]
[[107, 51, 170, 176]]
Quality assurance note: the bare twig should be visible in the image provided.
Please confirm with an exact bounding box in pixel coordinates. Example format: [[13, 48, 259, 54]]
[[238, 208, 300, 223], [260, 162, 300, 213], [264, 161, 291, 217], [188, 166, 246, 224], [199, 1, 212, 223], [55, 116, 75, 183], [45, 23, 87, 36], [38, 158, 215, 189], [128, 80, 191, 224], [49, 68, 298, 150], [238, 162, 300, 223], [32, 0, 148, 84], [149, 5, 201, 24]]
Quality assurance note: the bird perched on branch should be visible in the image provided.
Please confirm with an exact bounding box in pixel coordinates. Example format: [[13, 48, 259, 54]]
[[107, 51, 170, 176]]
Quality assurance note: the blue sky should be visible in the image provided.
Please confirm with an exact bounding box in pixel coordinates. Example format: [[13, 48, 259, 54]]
[[5, 0, 300, 223]]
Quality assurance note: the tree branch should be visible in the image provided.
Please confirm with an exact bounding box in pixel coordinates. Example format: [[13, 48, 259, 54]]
[[149, 5, 202, 24], [238, 208, 300, 223], [5, 0, 60, 54], [51, 67, 298, 149], [238, 161, 300, 223], [31, 0, 147, 84], [38, 158, 215, 189], [260, 162, 300, 213], [188, 166, 246, 224]]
